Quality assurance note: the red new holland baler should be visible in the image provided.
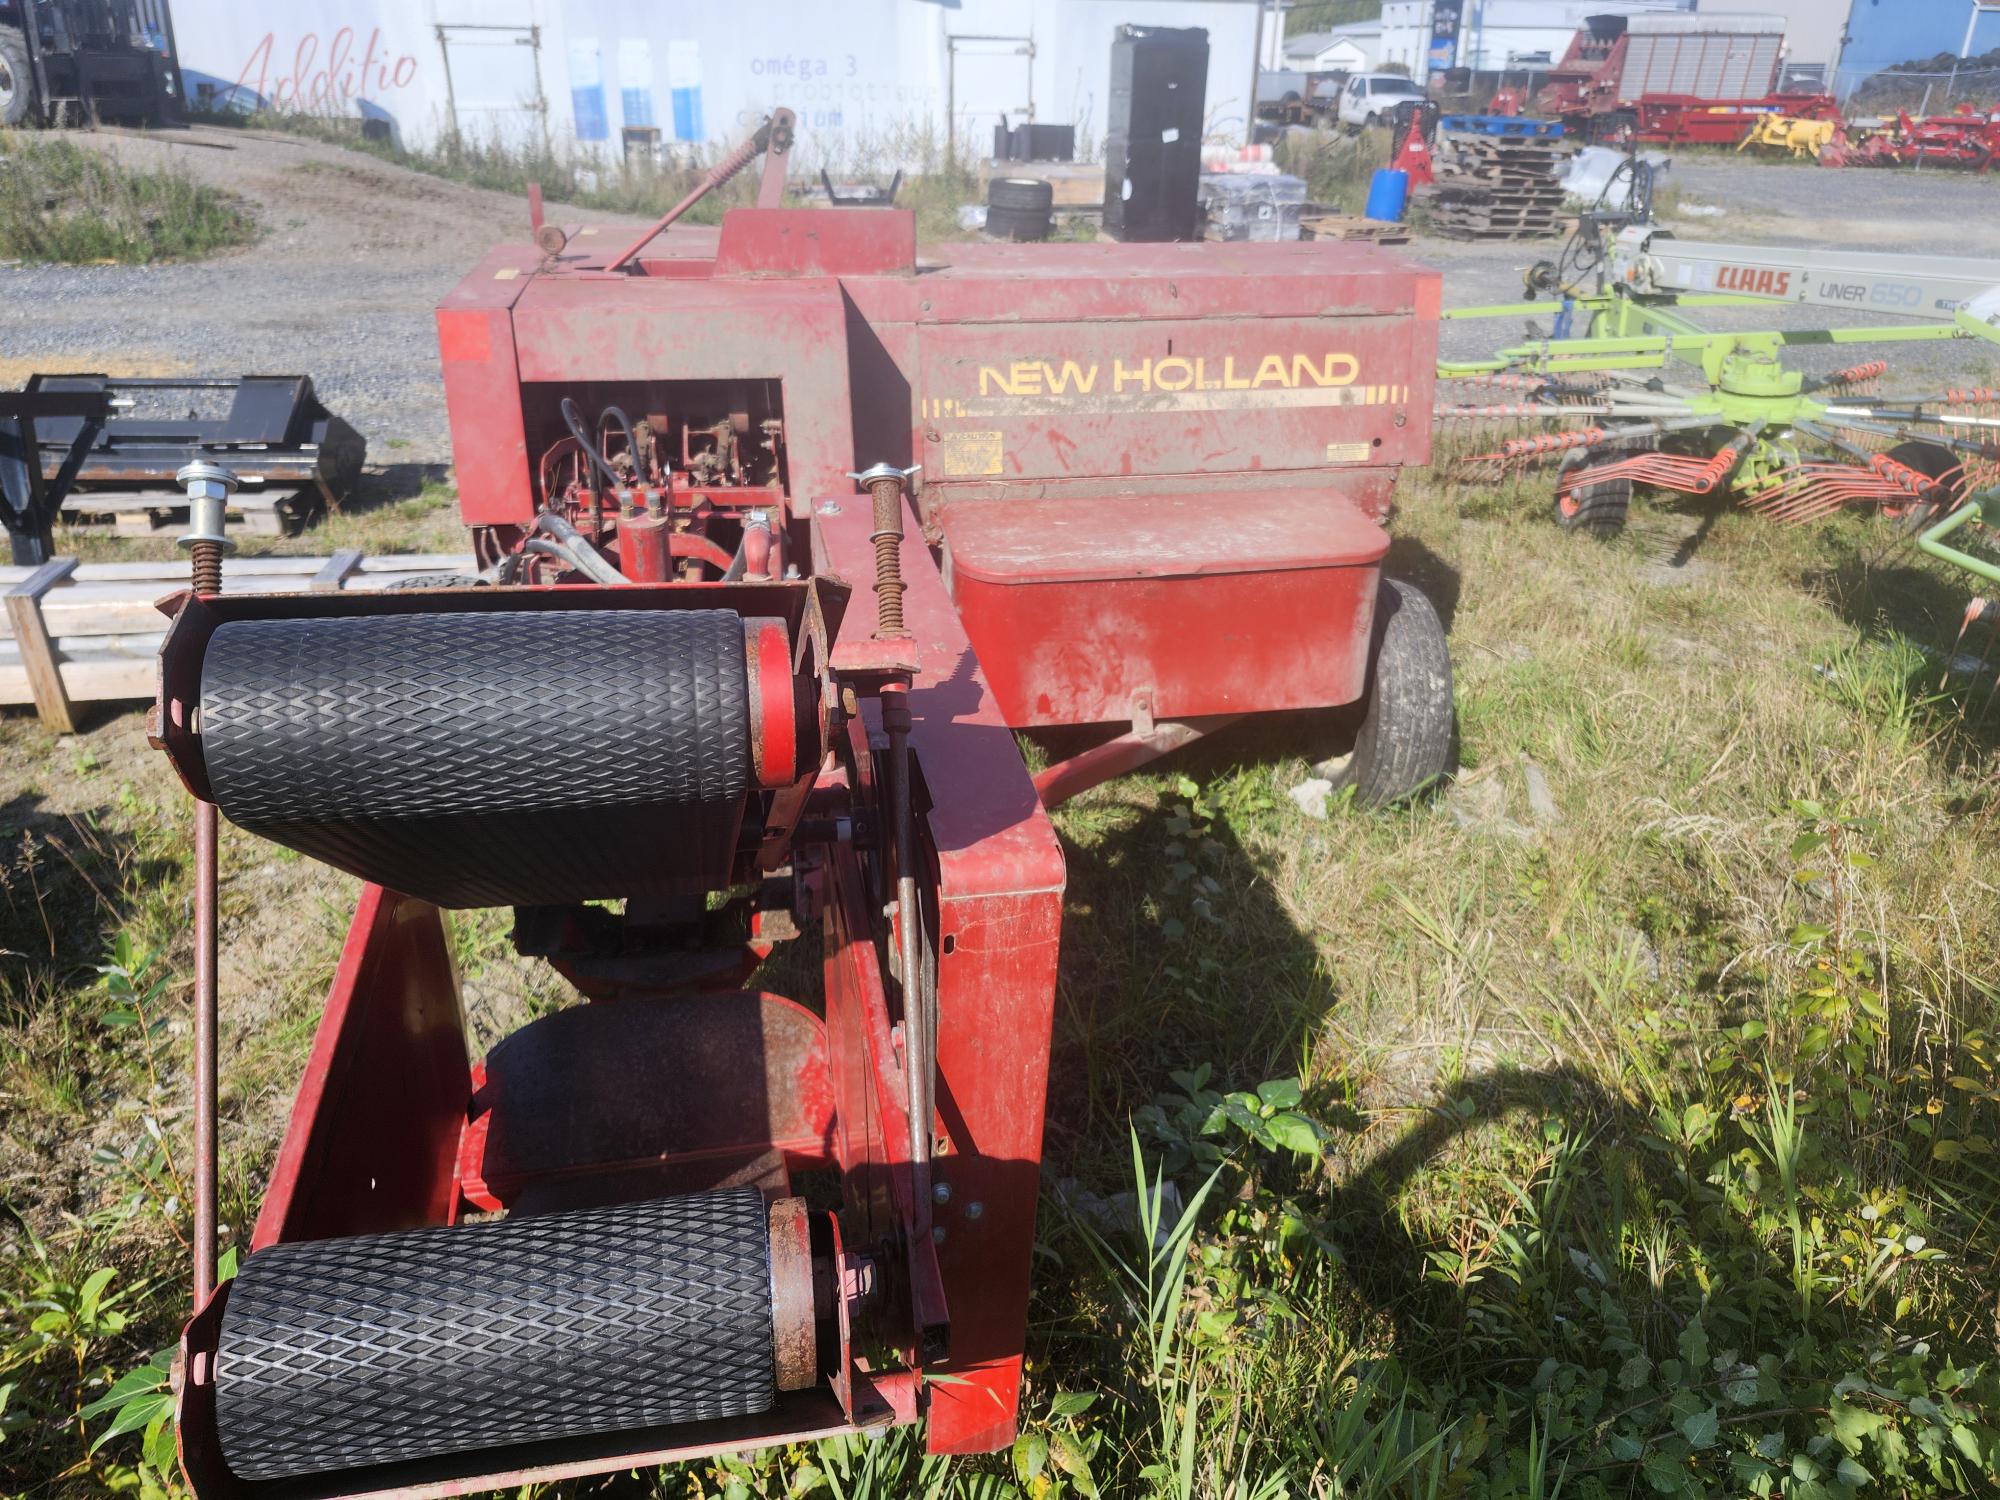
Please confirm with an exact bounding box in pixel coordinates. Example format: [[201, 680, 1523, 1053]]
[[157, 112, 1447, 1497]]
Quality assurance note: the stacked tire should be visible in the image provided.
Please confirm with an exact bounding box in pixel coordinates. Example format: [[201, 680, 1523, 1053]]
[[985, 177, 1054, 242]]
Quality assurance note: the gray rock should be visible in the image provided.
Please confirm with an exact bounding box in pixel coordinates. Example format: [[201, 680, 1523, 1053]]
[[1288, 777, 1335, 820]]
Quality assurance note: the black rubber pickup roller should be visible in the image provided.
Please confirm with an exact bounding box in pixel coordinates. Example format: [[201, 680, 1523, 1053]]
[[213, 1188, 817, 1481]]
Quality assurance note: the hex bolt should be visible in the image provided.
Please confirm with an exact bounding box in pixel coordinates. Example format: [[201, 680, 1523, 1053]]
[[175, 461, 239, 596], [964, 1201, 984, 1221], [932, 1180, 953, 1205]]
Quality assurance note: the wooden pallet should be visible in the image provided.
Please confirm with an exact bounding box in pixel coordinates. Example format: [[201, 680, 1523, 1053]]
[[1299, 214, 1410, 244], [1439, 130, 1573, 155], [1429, 185, 1568, 207], [1430, 220, 1565, 242], [59, 487, 316, 538], [0, 551, 476, 726]]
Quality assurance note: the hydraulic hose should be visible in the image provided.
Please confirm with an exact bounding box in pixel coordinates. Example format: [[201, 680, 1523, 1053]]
[[720, 511, 772, 583], [532, 509, 631, 586], [597, 404, 639, 476], [560, 398, 629, 491]]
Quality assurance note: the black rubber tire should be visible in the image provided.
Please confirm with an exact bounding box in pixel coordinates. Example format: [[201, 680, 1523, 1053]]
[[214, 1189, 776, 1480], [1327, 579, 1455, 807], [1883, 439, 1961, 529], [1553, 450, 1632, 537], [987, 177, 1055, 213], [0, 27, 31, 128], [984, 204, 1052, 242]]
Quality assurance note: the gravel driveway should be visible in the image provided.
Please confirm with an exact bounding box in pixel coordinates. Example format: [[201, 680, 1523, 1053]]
[[0, 127, 649, 470]]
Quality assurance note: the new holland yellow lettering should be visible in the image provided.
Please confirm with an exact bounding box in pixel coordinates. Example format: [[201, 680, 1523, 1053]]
[[1010, 361, 1045, 395], [1042, 360, 1098, 394], [1292, 353, 1360, 387], [1115, 357, 1152, 392], [978, 366, 1013, 396], [1153, 357, 1194, 392], [1252, 354, 1290, 388], [1223, 356, 1251, 390]]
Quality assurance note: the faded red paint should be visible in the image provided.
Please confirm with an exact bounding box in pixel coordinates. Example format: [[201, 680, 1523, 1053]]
[[174, 203, 1436, 1496], [943, 489, 1387, 726]]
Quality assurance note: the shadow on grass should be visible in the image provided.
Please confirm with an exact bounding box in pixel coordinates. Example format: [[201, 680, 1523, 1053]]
[[1807, 540, 2000, 766], [0, 790, 174, 1028], [340, 461, 454, 511]]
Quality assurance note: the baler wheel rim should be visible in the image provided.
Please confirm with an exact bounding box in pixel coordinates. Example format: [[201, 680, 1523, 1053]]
[[1325, 578, 1455, 808], [0, 27, 29, 128]]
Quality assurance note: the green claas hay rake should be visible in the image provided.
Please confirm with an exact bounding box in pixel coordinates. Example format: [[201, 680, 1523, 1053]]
[[1438, 222, 2000, 536]]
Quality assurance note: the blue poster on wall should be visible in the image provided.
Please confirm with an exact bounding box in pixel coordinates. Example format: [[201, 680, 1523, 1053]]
[[619, 38, 656, 128], [668, 38, 704, 142], [569, 38, 608, 141]]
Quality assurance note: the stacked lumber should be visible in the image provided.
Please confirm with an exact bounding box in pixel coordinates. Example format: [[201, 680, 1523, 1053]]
[[0, 552, 474, 723], [1424, 120, 1573, 242]]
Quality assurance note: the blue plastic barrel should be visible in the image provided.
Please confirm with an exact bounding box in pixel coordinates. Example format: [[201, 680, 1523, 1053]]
[[1365, 168, 1410, 223]]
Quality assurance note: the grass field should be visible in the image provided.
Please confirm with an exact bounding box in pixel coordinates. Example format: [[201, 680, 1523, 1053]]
[[0, 132, 254, 265], [5, 445, 1998, 1497]]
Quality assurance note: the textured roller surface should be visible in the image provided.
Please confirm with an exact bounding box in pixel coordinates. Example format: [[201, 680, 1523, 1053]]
[[214, 1189, 775, 1481], [199, 609, 750, 907]]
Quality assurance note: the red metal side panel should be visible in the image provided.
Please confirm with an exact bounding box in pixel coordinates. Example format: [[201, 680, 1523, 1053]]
[[510, 276, 859, 501], [251, 886, 469, 1248], [815, 500, 1065, 1455], [714, 208, 917, 277], [916, 313, 1427, 487], [942, 490, 1386, 725], [437, 243, 539, 526]]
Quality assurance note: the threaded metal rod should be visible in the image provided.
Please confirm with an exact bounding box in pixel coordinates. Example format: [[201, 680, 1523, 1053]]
[[868, 475, 906, 636], [191, 539, 223, 597]]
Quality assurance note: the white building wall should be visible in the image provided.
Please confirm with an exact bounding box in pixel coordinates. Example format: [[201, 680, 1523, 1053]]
[[166, 0, 1264, 160], [1300, 38, 1374, 71], [1378, 0, 1693, 83]]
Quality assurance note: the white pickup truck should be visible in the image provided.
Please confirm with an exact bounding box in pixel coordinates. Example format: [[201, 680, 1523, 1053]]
[[1336, 72, 1428, 131]]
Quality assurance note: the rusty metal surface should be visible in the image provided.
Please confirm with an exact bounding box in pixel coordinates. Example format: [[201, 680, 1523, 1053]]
[[192, 800, 218, 1308], [768, 1197, 817, 1393], [941, 487, 1389, 581]]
